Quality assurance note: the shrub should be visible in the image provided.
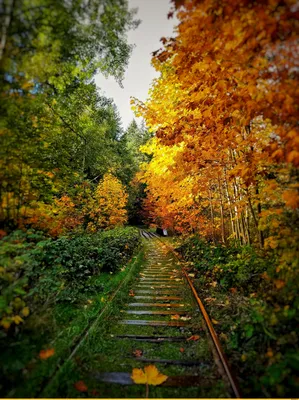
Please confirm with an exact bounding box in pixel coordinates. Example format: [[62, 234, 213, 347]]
[[176, 235, 272, 293], [0, 227, 141, 334], [0, 230, 48, 333], [176, 235, 299, 397]]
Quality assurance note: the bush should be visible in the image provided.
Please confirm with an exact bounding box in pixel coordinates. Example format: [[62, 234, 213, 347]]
[[0, 230, 48, 332], [176, 235, 271, 293], [0, 227, 141, 334], [176, 235, 299, 397]]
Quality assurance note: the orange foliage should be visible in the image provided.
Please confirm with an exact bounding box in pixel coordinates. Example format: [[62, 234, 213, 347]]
[[133, 0, 298, 286], [39, 348, 55, 360]]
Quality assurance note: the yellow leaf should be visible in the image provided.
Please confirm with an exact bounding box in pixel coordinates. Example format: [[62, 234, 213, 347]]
[[131, 365, 168, 386], [13, 315, 24, 325], [144, 365, 168, 386], [131, 368, 147, 384], [212, 318, 219, 325], [171, 314, 180, 320], [21, 307, 30, 317], [1, 318, 11, 329]]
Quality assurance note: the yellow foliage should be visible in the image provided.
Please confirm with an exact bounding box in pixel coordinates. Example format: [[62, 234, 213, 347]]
[[91, 173, 128, 230]]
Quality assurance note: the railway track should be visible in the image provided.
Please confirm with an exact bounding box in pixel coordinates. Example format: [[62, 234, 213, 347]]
[[91, 230, 241, 398], [144, 230, 241, 398], [41, 229, 240, 398]]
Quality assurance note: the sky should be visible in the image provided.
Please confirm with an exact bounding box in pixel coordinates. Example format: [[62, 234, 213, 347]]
[[95, 0, 178, 130]]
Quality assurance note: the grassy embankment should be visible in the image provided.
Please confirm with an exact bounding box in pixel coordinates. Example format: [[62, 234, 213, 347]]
[[173, 235, 298, 398], [0, 227, 143, 397]]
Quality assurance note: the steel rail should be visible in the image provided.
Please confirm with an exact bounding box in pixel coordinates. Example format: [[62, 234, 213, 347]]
[[143, 230, 241, 398], [182, 268, 241, 398]]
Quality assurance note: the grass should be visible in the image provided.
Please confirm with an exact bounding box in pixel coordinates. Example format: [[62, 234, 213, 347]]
[[3, 249, 145, 398], [2, 235, 234, 398], [39, 238, 230, 398]]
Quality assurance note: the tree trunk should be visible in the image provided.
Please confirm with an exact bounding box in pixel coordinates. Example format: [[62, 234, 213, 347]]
[[0, 0, 15, 61]]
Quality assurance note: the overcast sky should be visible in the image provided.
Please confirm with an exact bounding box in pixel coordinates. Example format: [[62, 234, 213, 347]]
[[95, 0, 177, 130]]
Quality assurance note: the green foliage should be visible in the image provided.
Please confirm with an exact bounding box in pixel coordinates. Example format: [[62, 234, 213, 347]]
[[177, 235, 299, 397], [0, 0, 139, 231], [177, 236, 271, 292], [0, 230, 47, 332], [119, 119, 152, 224], [0, 240, 144, 398], [98, 227, 140, 272], [0, 227, 141, 335]]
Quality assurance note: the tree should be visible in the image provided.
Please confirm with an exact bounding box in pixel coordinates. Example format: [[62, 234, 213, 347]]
[[89, 173, 128, 231], [119, 119, 151, 224], [0, 0, 139, 231], [133, 0, 298, 247]]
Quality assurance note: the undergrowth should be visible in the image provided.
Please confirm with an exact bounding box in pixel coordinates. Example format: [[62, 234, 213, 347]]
[[176, 235, 299, 397], [0, 226, 141, 397]]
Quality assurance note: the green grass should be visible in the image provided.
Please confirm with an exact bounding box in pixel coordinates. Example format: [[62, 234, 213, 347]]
[[38, 238, 230, 398], [2, 249, 145, 398]]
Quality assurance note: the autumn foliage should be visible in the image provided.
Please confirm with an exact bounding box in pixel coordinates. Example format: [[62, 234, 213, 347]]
[[88, 173, 128, 231], [131, 2, 298, 395], [133, 0, 298, 275]]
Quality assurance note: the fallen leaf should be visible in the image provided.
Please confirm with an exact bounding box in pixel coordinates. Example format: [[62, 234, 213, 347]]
[[171, 314, 180, 320], [188, 273, 195, 277], [179, 347, 184, 353], [274, 279, 285, 289], [220, 333, 228, 342], [74, 380, 88, 392], [212, 319, 219, 325], [129, 290, 135, 297], [131, 365, 168, 386], [180, 316, 191, 321], [266, 348, 274, 358], [204, 297, 216, 302], [133, 349, 143, 357], [229, 287, 237, 294], [187, 335, 200, 341], [39, 348, 55, 360]]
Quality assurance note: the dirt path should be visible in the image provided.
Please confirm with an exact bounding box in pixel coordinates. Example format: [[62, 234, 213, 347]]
[[43, 235, 230, 398]]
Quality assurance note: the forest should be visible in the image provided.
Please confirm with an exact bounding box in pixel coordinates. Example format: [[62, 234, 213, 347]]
[[0, 0, 298, 398]]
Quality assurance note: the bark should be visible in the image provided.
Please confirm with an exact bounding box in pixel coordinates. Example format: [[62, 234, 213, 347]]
[[0, 0, 15, 62]]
